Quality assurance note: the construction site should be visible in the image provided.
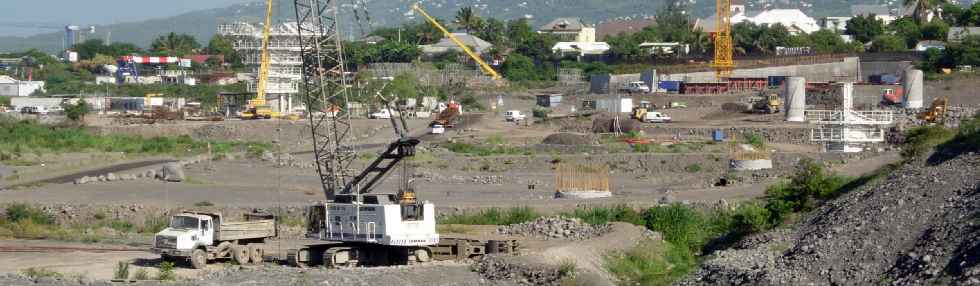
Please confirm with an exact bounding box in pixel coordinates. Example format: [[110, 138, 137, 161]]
[[1, 0, 979, 286]]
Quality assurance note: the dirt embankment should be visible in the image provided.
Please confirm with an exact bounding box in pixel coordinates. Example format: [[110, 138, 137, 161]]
[[680, 150, 980, 285]]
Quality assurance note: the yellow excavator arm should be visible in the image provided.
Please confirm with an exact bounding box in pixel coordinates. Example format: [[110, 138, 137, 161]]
[[411, 3, 501, 80]]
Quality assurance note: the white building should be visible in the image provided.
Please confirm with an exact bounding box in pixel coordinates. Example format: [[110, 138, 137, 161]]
[[851, 5, 896, 25], [552, 42, 610, 57], [0, 75, 45, 97], [696, 9, 819, 35], [538, 18, 597, 43], [821, 17, 851, 32], [218, 21, 306, 114]]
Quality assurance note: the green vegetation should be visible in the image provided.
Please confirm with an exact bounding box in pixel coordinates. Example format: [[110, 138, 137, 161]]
[[0, 203, 170, 242], [439, 206, 540, 225], [558, 259, 578, 278], [114, 262, 130, 280], [131, 269, 150, 281], [684, 164, 702, 173], [156, 261, 176, 281], [845, 15, 885, 44], [634, 142, 707, 153], [605, 240, 697, 286], [444, 142, 529, 156], [902, 125, 957, 159], [0, 118, 270, 160], [562, 205, 646, 226], [193, 201, 215, 207], [743, 133, 767, 150], [62, 100, 92, 122], [763, 159, 852, 224], [21, 267, 64, 279]]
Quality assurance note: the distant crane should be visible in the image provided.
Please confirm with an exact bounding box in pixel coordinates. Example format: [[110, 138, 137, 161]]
[[241, 0, 275, 119], [711, 0, 735, 79]]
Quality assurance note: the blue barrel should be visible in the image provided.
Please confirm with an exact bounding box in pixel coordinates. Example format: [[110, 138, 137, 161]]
[[712, 129, 725, 142]]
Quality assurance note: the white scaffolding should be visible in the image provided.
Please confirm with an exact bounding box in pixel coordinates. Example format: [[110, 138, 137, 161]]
[[218, 22, 309, 113], [806, 83, 893, 153]]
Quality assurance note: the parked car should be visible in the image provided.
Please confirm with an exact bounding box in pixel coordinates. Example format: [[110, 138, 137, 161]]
[[20, 106, 49, 115], [430, 124, 445, 135], [368, 109, 395, 119], [504, 110, 526, 122], [643, 111, 672, 123], [619, 81, 651, 94]]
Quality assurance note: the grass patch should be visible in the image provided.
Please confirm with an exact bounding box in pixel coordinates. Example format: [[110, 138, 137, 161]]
[[562, 205, 646, 226], [132, 269, 150, 280], [605, 240, 697, 286], [279, 215, 305, 227], [21, 267, 64, 279], [445, 142, 530, 157], [193, 201, 215, 207], [0, 117, 269, 158], [439, 206, 540, 225], [902, 125, 956, 159], [114, 262, 130, 280], [634, 142, 706, 153], [684, 164, 702, 173], [156, 261, 176, 281], [436, 224, 473, 234]]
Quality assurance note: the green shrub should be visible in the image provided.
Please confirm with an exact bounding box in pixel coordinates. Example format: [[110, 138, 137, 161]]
[[605, 240, 697, 286], [439, 206, 540, 225], [139, 215, 169, 234], [564, 205, 645, 226], [643, 204, 716, 252], [743, 133, 767, 150], [763, 159, 852, 224], [902, 125, 955, 159], [107, 219, 135, 233], [731, 202, 772, 233], [444, 142, 527, 156], [114, 262, 130, 280], [5, 203, 54, 225], [684, 164, 702, 173], [156, 261, 176, 281], [22, 267, 63, 279], [558, 259, 577, 278], [532, 107, 551, 119]]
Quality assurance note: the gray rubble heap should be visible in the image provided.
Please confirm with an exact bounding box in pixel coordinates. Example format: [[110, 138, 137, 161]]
[[680, 151, 980, 285], [472, 256, 566, 286], [497, 216, 611, 240]]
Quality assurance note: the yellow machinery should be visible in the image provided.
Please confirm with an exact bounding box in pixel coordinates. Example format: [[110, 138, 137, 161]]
[[711, 0, 735, 79], [753, 94, 782, 114], [918, 97, 949, 124], [411, 3, 501, 80], [242, 0, 275, 120], [632, 100, 653, 120]]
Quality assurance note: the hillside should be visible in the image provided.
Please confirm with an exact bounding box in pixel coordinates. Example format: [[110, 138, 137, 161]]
[[0, 0, 890, 53], [681, 138, 980, 284]]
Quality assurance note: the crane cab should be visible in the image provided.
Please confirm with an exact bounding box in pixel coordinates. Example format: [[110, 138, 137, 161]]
[[306, 194, 438, 247]]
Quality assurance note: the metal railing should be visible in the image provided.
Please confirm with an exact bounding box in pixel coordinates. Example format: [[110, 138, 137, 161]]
[[810, 127, 885, 142], [806, 110, 893, 125]]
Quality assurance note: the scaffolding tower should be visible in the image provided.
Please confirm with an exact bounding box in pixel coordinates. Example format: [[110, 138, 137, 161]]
[[218, 22, 308, 114], [807, 83, 893, 153]]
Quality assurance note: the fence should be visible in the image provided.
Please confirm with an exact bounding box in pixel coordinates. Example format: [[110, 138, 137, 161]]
[[555, 163, 610, 193]]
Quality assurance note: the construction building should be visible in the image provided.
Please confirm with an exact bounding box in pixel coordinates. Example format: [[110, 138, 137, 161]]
[[218, 21, 304, 114], [0, 75, 46, 97]]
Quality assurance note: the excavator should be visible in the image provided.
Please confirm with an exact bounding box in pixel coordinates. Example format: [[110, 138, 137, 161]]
[[240, 0, 275, 120], [918, 97, 949, 124]]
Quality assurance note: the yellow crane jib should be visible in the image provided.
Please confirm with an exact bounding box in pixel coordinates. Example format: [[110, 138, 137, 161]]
[[711, 0, 735, 79], [411, 3, 501, 80], [244, 0, 275, 119]]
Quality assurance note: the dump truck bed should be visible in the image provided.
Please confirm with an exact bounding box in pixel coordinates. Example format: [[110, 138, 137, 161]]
[[216, 219, 276, 241]]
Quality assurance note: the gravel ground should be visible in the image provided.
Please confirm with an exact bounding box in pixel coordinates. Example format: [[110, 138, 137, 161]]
[[680, 150, 980, 285], [497, 216, 611, 240]]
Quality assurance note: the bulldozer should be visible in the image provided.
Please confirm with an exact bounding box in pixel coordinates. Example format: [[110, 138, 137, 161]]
[[752, 94, 782, 114], [632, 101, 654, 121], [918, 97, 949, 124]]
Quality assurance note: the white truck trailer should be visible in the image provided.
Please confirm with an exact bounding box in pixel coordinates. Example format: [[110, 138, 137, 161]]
[[152, 211, 276, 268]]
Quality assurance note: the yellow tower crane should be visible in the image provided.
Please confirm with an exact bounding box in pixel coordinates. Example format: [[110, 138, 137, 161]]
[[242, 0, 275, 119], [711, 0, 735, 79], [411, 3, 501, 80]]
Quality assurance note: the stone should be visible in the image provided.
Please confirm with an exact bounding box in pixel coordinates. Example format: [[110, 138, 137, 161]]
[[161, 163, 185, 182]]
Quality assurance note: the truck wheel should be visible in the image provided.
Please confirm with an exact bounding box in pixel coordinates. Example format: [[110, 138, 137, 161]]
[[248, 245, 264, 264], [190, 249, 208, 269], [161, 254, 175, 263], [232, 245, 250, 265], [414, 248, 431, 263]]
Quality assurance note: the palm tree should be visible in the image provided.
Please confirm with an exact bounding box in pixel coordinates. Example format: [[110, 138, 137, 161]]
[[453, 7, 484, 34], [150, 32, 200, 56], [904, 0, 949, 24], [687, 29, 712, 55]]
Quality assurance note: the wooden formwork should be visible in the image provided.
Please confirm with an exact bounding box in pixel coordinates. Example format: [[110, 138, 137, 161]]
[[555, 163, 610, 193]]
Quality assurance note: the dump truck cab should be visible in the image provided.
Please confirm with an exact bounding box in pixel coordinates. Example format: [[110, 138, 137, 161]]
[[153, 211, 276, 268]]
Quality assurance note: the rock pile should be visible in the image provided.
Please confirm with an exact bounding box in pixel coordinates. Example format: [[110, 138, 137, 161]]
[[680, 151, 980, 285], [472, 256, 566, 286], [497, 216, 611, 240]]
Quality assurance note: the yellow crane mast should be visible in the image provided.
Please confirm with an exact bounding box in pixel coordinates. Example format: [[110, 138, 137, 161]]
[[711, 0, 735, 79], [243, 0, 275, 119], [411, 3, 501, 80]]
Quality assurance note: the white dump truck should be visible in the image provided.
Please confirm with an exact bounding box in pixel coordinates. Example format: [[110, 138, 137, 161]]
[[152, 211, 277, 268]]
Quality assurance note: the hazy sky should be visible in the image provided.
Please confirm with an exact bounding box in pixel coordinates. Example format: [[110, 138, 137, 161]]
[[0, 0, 252, 36]]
